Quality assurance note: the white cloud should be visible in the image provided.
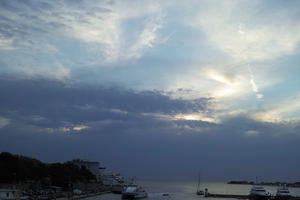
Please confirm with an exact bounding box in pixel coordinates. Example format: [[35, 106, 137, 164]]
[[0, 0, 166, 76], [125, 14, 164, 60], [0, 117, 10, 128], [141, 112, 173, 121], [173, 113, 216, 123], [47, 1, 164, 63], [73, 125, 89, 131], [166, 65, 253, 101], [20, 62, 72, 82], [110, 108, 128, 115], [0, 36, 13, 50], [44, 124, 89, 133], [245, 130, 260, 136], [190, 0, 300, 62], [141, 112, 217, 123], [251, 93, 300, 123], [248, 65, 264, 99]]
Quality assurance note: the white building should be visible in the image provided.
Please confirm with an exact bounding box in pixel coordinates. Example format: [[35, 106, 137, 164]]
[[0, 189, 17, 200]]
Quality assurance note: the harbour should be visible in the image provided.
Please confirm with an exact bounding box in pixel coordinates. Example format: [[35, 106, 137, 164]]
[[2, 179, 300, 200], [1, 153, 300, 200], [68, 181, 300, 200]]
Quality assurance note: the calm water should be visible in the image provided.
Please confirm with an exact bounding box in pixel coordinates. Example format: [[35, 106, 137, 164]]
[[87, 181, 300, 200]]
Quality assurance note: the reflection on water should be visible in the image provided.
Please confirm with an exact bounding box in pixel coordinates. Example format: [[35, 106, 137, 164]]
[[87, 181, 300, 200]]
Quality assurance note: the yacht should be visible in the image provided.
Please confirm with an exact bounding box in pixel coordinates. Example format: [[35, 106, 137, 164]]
[[122, 185, 147, 199], [111, 183, 125, 194], [197, 190, 204, 195], [276, 186, 291, 200], [249, 186, 271, 200]]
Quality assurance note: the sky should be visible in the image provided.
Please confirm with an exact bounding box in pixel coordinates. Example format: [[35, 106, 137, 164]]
[[0, 0, 300, 182]]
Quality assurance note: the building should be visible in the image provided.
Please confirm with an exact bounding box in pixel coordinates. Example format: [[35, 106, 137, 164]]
[[72, 159, 102, 181], [0, 189, 17, 200]]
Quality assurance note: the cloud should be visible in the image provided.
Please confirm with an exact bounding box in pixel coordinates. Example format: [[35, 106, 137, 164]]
[[173, 113, 216, 123], [0, 78, 300, 180], [0, 0, 299, 181], [0, 78, 210, 130], [245, 130, 260, 136], [251, 93, 300, 123], [73, 125, 89, 131], [190, 0, 300, 62], [0, 35, 13, 50], [0, 0, 165, 65], [0, 117, 10, 128], [248, 65, 264, 99], [125, 13, 164, 60]]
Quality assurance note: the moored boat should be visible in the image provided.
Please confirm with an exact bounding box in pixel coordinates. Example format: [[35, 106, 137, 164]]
[[111, 184, 125, 194], [276, 185, 291, 200], [122, 185, 147, 199], [197, 190, 204, 195], [249, 186, 271, 200]]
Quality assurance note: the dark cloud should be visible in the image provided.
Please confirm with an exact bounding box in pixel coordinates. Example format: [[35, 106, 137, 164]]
[[0, 78, 300, 181], [0, 78, 210, 124]]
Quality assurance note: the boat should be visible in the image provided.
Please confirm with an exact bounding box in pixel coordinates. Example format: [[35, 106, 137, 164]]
[[110, 175, 128, 194], [197, 190, 204, 196], [111, 183, 125, 194], [122, 185, 147, 199], [249, 186, 271, 200], [196, 173, 204, 196], [276, 185, 291, 200]]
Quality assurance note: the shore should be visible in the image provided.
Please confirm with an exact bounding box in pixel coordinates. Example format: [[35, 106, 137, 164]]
[[228, 181, 300, 188], [56, 191, 111, 200]]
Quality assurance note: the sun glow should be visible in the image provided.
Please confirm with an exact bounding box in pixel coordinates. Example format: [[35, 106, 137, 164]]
[[174, 114, 216, 122], [204, 69, 244, 98], [73, 125, 89, 131]]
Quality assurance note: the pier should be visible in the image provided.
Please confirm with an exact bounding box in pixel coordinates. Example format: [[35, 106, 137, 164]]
[[206, 193, 249, 199], [205, 193, 300, 200]]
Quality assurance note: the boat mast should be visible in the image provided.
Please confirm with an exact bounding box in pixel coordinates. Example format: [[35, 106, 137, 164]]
[[197, 172, 201, 191]]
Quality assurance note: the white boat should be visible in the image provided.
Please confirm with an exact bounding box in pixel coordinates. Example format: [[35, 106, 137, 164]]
[[276, 186, 291, 200], [111, 184, 125, 194], [122, 185, 147, 199], [249, 186, 271, 200]]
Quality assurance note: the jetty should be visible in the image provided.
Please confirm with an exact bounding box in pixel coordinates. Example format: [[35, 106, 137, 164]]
[[205, 193, 300, 200], [206, 193, 248, 199]]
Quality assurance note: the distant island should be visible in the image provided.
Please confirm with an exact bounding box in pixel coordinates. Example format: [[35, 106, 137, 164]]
[[228, 180, 300, 188]]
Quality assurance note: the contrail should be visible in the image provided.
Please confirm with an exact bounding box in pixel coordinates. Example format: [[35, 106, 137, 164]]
[[247, 64, 263, 99]]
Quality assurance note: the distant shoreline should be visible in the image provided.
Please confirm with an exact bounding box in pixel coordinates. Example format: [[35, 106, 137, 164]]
[[227, 181, 300, 188]]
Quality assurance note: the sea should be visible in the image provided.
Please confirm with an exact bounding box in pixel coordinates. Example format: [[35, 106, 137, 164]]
[[87, 181, 300, 200]]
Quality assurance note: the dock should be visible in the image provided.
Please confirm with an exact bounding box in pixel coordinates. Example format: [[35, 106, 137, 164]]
[[206, 193, 300, 200], [206, 193, 248, 199]]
